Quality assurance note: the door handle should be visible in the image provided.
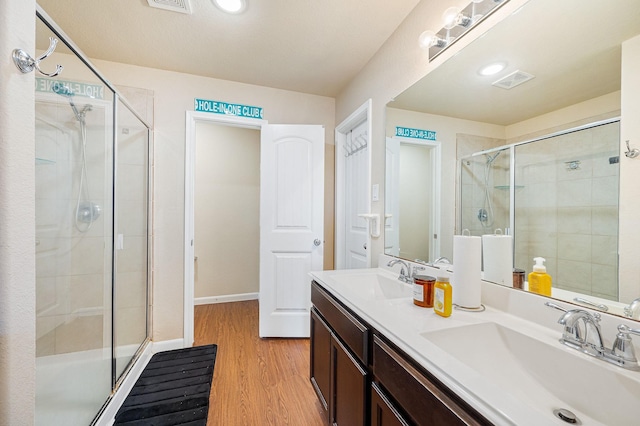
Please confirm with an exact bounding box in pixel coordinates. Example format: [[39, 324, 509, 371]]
[[314, 239, 322, 246], [363, 243, 367, 250]]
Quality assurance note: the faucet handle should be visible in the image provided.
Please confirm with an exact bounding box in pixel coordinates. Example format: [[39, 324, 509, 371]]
[[545, 301, 567, 313], [612, 324, 640, 364], [411, 265, 426, 278]]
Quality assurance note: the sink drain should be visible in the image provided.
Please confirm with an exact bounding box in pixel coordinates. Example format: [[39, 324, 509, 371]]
[[553, 408, 580, 424]]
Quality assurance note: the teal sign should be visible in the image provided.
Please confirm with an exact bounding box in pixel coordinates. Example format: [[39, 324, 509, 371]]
[[395, 126, 437, 141], [36, 78, 105, 100], [194, 98, 263, 119]]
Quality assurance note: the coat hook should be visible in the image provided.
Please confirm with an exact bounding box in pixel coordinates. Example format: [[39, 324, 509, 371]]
[[12, 37, 64, 77], [625, 140, 639, 159]]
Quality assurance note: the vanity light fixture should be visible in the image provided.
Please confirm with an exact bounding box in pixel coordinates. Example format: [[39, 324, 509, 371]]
[[419, 0, 509, 61], [479, 62, 506, 76], [212, 0, 247, 14]]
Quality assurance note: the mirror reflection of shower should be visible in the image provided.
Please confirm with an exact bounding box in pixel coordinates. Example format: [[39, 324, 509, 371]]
[[478, 151, 500, 228], [53, 84, 101, 232]]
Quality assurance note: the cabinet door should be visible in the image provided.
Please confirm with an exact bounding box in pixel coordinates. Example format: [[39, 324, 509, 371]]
[[310, 308, 331, 419], [330, 335, 367, 426], [371, 382, 410, 426]]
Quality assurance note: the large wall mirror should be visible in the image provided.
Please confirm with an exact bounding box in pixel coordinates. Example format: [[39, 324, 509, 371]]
[[384, 0, 640, 318]]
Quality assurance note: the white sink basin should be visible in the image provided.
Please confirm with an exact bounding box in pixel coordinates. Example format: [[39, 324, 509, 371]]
[[330, 271, 413, 300], [422, 322, 640, 425]]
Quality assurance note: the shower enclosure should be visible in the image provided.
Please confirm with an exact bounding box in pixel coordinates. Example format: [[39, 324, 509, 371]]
[[460, 120, 620, 300], [35, 9, 151, 425]]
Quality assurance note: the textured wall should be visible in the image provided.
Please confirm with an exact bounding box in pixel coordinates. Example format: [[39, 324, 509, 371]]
[[0, 0, 36, 423]]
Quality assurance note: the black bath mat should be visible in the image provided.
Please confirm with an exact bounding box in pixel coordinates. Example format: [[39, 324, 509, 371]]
[[113, 344, 217, 426]]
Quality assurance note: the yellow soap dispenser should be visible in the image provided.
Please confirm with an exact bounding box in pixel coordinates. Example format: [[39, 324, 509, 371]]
[[528, 257, 552, 296], [434, 276, 452, 317]]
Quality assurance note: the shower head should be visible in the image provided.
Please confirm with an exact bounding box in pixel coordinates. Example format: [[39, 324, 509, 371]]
[[52, 84, 92, 122], [51, 83, 74, 98], [485, 151, 501, 164]]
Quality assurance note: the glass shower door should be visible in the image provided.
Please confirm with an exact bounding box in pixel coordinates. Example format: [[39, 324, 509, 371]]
[[114, 97, 150, 380], [35, 17, 115, 426]]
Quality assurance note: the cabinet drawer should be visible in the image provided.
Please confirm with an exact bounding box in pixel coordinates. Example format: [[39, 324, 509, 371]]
[[373, 335, 491, 426], [311, 281, 369, 364]]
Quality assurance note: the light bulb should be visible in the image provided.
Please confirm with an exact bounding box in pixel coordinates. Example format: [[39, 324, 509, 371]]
[[442, 7, 461, 30], [418, 30, 446, 49]]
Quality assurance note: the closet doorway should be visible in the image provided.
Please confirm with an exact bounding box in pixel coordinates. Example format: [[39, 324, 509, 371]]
[[193, 123, 261, 306], [184, 113, 325, 343]]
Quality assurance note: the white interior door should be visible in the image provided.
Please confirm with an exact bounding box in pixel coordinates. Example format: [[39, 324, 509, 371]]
[[259, 124, 324, 338], [345, 122, 369, 268], [385, 137, 400, 256]]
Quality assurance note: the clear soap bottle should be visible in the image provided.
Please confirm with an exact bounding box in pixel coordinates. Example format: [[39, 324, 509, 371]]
[[528, 257, 552, 296]]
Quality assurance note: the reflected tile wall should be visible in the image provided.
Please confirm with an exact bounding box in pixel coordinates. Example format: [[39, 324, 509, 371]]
[[514, 122, 619, 300]]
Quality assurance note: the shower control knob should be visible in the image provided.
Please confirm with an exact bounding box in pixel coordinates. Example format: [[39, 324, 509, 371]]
[[313, 239, 322, 246]]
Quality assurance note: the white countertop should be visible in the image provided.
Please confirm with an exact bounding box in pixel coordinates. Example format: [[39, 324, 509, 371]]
[[310, 265, 640, 426]]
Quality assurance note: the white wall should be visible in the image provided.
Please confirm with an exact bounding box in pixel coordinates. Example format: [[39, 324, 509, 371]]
[[90, 59, 335, 341], [386, 107, 505, 258], [399, 144, 431, 261], [195, 123, 260, 298], [336, 0, 530, 265], [619, 34, 640, 302], [0, 0, 36, 423]]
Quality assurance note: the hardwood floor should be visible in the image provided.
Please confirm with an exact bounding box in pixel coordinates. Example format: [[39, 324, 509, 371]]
[[194, 300, 326, 425]]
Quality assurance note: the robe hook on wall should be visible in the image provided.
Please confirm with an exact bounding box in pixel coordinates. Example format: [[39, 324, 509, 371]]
[[625, 140, 639, 159], [12, 37, 64, 77]]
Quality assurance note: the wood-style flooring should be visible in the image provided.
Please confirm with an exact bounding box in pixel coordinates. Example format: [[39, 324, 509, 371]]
[[194, 300, 326, 425]]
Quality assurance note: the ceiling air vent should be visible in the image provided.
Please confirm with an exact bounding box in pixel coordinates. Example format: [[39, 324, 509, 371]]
[[147, 0, 193, 14], [492, 70, 535, 90]]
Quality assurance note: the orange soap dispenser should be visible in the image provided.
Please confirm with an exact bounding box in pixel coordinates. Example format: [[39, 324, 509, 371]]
[[528, 257, 552, 296]]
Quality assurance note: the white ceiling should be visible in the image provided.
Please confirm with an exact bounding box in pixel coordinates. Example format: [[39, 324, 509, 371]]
[[36, 0, 420, 97], [389, 0, 640, 126]]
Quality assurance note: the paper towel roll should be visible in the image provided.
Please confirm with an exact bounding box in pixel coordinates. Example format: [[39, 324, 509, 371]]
[[452, 235, 482, 308], [482, 234, 513, 287]]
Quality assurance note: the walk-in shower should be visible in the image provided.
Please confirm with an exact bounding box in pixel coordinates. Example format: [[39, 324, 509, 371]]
[[35, 10, 151, 426], [477, 151, 502, 228], [460, 147, 510, 235], [459, 120, 620, 301]]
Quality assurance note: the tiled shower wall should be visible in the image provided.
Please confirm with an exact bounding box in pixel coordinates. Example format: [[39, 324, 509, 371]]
[[460, 150, 510, 237], [35, 101, 112, 356], [514, 122, 620, 300]]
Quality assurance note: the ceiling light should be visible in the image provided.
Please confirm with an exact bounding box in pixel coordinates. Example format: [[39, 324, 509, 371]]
[[213, 0, 247, 14], [479, 62, 506, 76]]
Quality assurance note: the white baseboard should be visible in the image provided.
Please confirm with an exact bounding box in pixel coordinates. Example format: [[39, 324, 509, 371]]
[[152, 338, 186, 353], [195, 292, 258, 305]]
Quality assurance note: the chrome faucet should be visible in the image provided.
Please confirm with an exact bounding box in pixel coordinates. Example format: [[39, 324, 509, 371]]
[[624, 297, 640, 319], [546, 302, 640, 370], [557, 309, 604, 356], [433, 256, 451, 265], [387, 259, 413, 284]]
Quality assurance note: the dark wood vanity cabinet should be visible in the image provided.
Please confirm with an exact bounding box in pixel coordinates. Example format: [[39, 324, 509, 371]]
[[311, 281, 370, 425], [371, 382, 409, 426], [310, 280, 491, 426], [372, 335, 492, 426]]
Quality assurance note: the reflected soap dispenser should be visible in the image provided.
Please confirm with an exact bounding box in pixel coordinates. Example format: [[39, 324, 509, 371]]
[[528, 257, 552, 296]]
